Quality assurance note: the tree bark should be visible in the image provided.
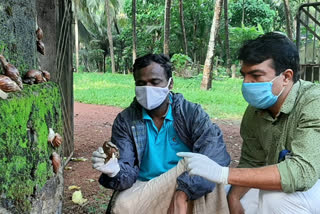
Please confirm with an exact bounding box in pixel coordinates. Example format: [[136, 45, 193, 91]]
[[224, 0, 231, 77], [283, 0, 293, 41], [163, 0, 172, 55], [242, 0, 245, 26], [179, 0, 188, 55], [201, 0, 223, 90], [106, 0, 116, 73], [132, 0, 137, 63]]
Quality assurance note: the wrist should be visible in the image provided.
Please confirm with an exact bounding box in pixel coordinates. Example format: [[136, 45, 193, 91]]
[[221, 167, 229, 184], [174, 190, 188, 202]]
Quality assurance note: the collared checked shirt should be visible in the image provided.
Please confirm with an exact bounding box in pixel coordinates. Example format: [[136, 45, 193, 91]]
[[238, 80, 320, 193]]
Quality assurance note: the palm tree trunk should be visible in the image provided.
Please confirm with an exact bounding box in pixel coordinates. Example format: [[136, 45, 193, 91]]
[[179, 0, 188, 55], [132, 0, 137, 63], [283, 0, 293, 41], [224, 0, 231, 77], [200, 0, 223, 90], [163, 0, 172, 55], [106, 0, 116, 73], [242, 0, 245, 26]]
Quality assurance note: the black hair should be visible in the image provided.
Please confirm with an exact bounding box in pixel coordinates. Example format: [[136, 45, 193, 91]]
[[133, 54, 172, 80], [238, 32, 300, 82]]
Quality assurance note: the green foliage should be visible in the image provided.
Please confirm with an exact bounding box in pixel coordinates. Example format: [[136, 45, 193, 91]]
[[75, 0, 120, 72], [171, 53, 192, 69], [74, 72, 247, 119], [229, 0, 276, 32], [171, 53, 196, 78], [74, 0, 295, 73], [0, 83, 63, 213], [228, 24, 264, 63]]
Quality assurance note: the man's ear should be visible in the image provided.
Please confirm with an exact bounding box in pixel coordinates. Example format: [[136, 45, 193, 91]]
[[169, 78, 174, 90], [283, 69, 293, 85]]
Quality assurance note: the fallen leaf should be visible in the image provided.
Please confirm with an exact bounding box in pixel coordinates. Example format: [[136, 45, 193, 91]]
[[65, 166, 72, 170], [71, 157, 88, 162], [87, 179, 95, 183], [72, 190, 87, 205], [68, 185, 81, 190]]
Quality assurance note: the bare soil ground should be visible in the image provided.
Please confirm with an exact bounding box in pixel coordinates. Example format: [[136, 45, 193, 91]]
[[63, 102, 242, 214]]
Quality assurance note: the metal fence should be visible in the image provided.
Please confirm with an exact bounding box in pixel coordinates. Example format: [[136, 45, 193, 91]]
[[296, 2, 320, 82]]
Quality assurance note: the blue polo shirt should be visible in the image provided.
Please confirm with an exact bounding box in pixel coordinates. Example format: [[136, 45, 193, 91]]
[[138, 101, 191, 181]]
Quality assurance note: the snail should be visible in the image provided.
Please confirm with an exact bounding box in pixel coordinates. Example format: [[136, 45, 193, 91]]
[[23, 69, 46, 84], [0, 88, 8, 99], [52, 133, 62, 147], [51, 152, 61, 174], [41, 70, 50, 81], [36, 27, 43, 40], [102, 141, 119, 162], [37, 40, 45, 55], [48, 128, 63, 147], [0, 55, 23, 89], [0, 75, 21, 92]]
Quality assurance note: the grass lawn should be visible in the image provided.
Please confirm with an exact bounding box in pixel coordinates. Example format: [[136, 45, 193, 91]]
[[74, 72, 248, 119]]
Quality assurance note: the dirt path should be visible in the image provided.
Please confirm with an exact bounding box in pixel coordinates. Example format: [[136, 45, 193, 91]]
[[63, 102, 242, 213]]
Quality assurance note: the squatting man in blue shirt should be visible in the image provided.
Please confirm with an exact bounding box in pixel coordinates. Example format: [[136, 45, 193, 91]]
[[179, 32, 320, 214], [91, 54, 231, 214]]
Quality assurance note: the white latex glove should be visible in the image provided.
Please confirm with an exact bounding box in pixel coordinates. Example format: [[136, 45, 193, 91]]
[[177, 152, 229, 184], [92, 147, 120, 177]]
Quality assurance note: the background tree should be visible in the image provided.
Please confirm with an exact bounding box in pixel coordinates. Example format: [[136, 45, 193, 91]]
[[164, 0, 172, 55], [72, 0, 296, 80], [224, 0, 231, 77], [106, 0, 116, 73], [283, 0, 293, 40], [179, 0, 188, 55], [201, 0, 223, 90], [229, 0, 276, 32], [75, 0, 119, 73], [132, 0, 137, 63]]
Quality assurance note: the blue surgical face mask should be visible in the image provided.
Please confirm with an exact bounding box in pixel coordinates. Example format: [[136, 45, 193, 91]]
[[241, 74, 285, 109]]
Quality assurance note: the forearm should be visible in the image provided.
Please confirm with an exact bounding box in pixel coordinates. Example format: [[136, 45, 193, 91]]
[[227, 185, 250, 200], [228, 165, 282, 190]]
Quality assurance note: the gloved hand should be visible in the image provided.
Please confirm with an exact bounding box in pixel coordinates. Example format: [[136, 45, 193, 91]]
[[177, 152, 229, 184], [92, 147, 120, 177]]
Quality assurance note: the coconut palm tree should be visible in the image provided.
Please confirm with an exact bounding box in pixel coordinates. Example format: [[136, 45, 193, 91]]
[[164, 0, 172, 55], [74, 0, 119, 73], [201, 0, 223, 90], [132, 0, 137, 63], [283, 0, 293, 40], [179, 0, 188, 55]]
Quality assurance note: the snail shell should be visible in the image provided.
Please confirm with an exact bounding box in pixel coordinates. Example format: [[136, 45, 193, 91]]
[[41, 70, 50, 81], [102, 141, 119, 162], [51, 152, 61, 174], [0, 75, 21, 92], [23, 70, 46, 84], [37, 40, 45, 55], [36, 27, 43, 40], [0, 55, 23, 89], [52, 133, 62, 147]]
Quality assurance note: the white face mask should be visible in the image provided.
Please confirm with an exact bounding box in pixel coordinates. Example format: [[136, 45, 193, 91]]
[[135, 78, 172, 110]]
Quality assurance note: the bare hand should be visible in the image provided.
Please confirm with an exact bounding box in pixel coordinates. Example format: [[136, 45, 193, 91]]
[[167, 190, 188, 214], [227, 195, 245, 214]]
